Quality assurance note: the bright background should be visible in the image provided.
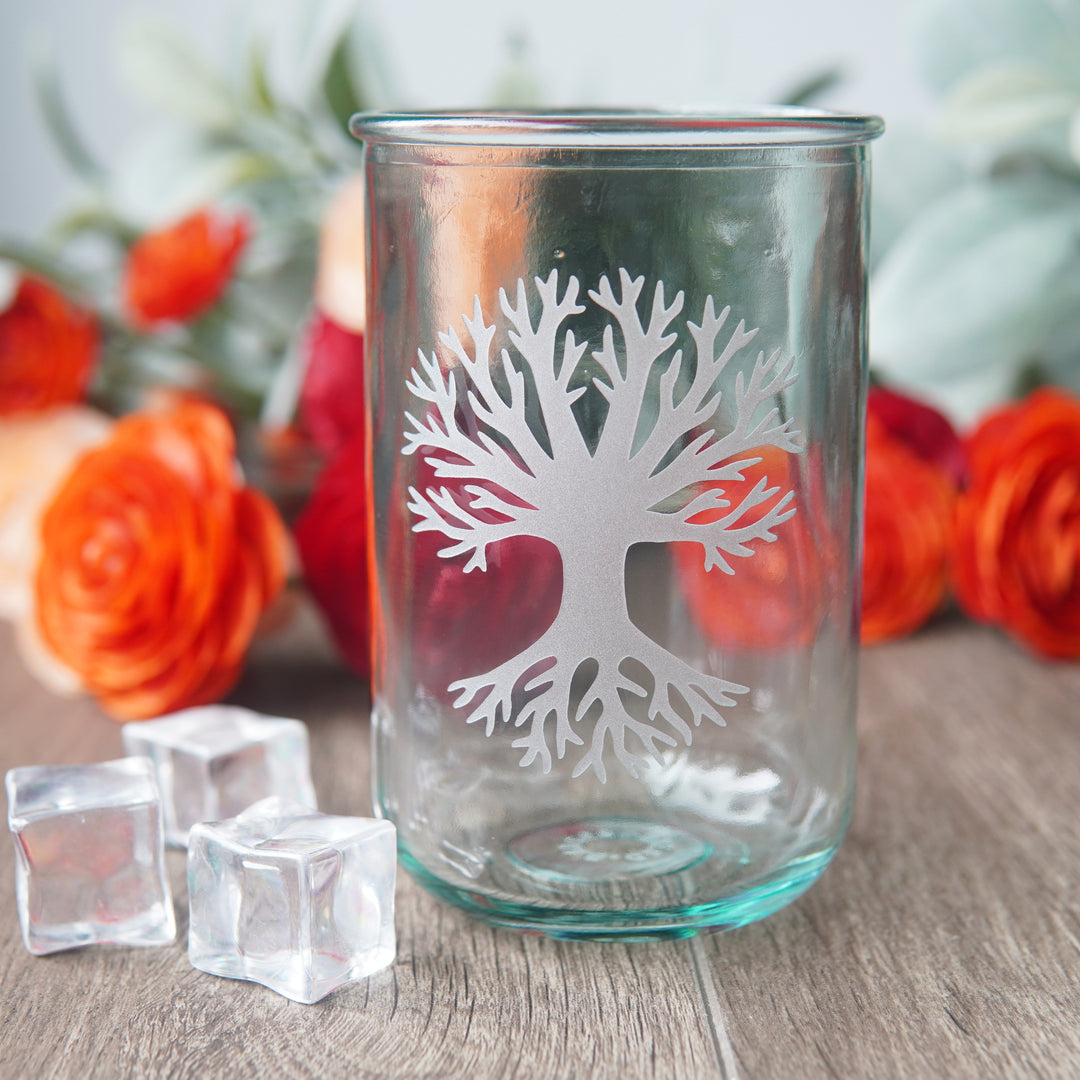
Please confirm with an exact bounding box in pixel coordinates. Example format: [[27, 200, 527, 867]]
[[0, 0, 927, 236]]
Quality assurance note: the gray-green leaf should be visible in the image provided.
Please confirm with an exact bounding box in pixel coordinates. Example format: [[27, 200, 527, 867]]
[[871, 175, 1080, 411], [115, 17, 237, 130], [911, 0, 1080, 98], [937, 64, 1079, 143]]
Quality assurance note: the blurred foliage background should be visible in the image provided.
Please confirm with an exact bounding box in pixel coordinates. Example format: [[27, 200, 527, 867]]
[[1, 0, 1079, 424]]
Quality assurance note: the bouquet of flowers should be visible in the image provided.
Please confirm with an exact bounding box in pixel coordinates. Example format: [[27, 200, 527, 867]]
[[862, 0, 1080, 657], [0, 6, 379, 718], [860, 384, 1080, 656]]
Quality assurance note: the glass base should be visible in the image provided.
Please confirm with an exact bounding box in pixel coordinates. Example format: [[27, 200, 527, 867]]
[[399, 820, 839, 941], [506, 817, 711, 882]]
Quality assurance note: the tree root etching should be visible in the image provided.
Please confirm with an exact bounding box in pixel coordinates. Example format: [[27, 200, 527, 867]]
[[450, 618, 747, 781]]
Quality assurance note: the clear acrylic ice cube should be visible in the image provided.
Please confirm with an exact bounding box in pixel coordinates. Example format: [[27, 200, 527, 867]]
[[6, 757, 176, 955], [187, 797, 396, 1004], [121, 705, 317, 848]]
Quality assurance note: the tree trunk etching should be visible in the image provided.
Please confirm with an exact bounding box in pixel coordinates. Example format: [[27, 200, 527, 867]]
[[404, 269, 801, 781]]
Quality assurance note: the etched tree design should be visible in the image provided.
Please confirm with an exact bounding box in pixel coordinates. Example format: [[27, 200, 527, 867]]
[[404, 269, 801, 781]]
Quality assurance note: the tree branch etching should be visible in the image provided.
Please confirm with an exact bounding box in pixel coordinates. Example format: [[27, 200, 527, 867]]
[[403, 268, 802, 781]]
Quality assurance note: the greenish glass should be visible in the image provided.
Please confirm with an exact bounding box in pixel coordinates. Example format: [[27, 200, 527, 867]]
[[353, 110, 883, 939]]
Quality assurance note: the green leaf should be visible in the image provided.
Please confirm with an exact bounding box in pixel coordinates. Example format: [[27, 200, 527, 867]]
[[269, 0, 360, 109], [1023, 258, 1080, 391], [115, 17, 236, 130], [886, 363, 1019, 426], [340, 9, 398, 110], [0, 260, 17, 311], [870, 126, 967, 267], [260, 316, 311, 430], [229, 240, 318, 343], [247, 36, 276, 114], [911, 0, 1080, 98], [1068, 108, 1080, 166], [0, 238, 88, 297], [488, 34, 543, 109], [870, 175, 1080, 416], [937, 64, 1078, 143], [31, 50, 103, 184], [278, 2, 395, 113], [49, 203, 138, 247], [109, 130, 279, 225], [322, 31, 364, 134], [778, 68, 843, 108]]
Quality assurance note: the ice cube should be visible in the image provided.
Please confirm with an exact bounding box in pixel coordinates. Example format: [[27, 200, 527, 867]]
[[121, 705, 317, 848], [187, 797, 396, 1004], [6, 757, 176, 955]]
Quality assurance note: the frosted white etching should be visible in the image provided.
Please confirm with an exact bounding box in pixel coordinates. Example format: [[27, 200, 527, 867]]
[[403, 269, 801, 781]]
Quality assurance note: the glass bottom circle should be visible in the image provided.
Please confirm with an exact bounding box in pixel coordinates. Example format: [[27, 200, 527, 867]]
[[505, 816, 711, 882]]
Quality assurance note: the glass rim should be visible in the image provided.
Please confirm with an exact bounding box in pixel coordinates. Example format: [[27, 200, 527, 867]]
[[350, 108, 885, 149]]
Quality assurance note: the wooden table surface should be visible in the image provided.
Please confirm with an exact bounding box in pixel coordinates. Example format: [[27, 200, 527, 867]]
[[2, 611, 1079, 1080]]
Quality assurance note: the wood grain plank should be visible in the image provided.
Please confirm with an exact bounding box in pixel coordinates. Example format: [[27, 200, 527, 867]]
[[695, 618, 1080, 1080], [6, 611, 1079, 1079], [0, 614, 723, 1080]]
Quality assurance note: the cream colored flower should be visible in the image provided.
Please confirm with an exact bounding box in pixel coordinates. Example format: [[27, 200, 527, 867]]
[[0, 405, 113, 619], [315, 175, 367, 334]]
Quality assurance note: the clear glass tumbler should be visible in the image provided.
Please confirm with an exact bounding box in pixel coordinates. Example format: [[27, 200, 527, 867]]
[[352, 110, 883, 939]]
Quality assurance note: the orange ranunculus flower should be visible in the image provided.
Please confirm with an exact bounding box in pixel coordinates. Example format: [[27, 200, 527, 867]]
[[861, 416, 956, 644], [0, 276, 99, 416], [34, 401, 288, 719], [952, 388, 1080, 658], [673, 447, 826, 650], [123, 208, 249, 328]]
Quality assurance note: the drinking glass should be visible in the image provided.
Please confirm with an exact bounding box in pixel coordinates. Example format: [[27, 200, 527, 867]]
[[352, 109, 883, 938]]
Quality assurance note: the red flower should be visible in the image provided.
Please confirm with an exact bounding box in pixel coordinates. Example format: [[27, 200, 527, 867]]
[[867, 384, 966, 485], [294, 435, 371, 676], [123, 208, 248, 328], [299, 309, 366, 458], [296, 441, 563, 690], [0, 276, 98, 416], [405, 467, 562, 702], [293, 307, 369, 673], [861, 416, 956, 644], [952, 388, 1080, 658]]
